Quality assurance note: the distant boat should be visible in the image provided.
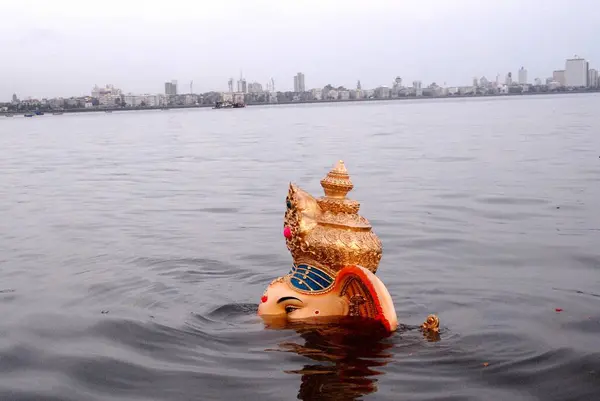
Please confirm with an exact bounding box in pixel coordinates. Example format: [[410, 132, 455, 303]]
[[52, 112, 64, 115], [4, 113, 14, 117], [213, 101, 232, 109], [213, 100, 245, 109], [34, 110, 44, 115], [105, 110, 113, 113], [24, 113, 34, 117]]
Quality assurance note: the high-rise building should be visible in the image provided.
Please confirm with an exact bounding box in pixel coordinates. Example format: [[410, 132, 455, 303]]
[[228, 78, 234, 92], [413, 81, 422, 96], [534, 78, 542, 86], [248, 82, 263, 93], [587, 69, 598, 88], [294, 72, 305, 92], [357, 80, 362, 90], [237, 78, 247, 93], [164, 80, 178, 95], [565, 57, 588, 87], [518, 67, 528, 84], [552, 70, 566, 86], [505, 72, 512, 85]]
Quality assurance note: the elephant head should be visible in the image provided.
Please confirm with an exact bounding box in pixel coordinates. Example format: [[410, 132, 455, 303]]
[[258, 161, 399, 332]]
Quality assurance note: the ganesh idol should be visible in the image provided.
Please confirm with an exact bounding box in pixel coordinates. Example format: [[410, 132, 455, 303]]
[[258, 160, 439, 334]]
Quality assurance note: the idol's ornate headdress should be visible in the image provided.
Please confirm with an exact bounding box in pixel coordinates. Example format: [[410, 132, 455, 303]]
[[282, 161, 383, 293]]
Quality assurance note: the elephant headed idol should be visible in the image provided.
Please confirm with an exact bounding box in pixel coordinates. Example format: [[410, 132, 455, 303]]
[[258, 160, 439, 334]]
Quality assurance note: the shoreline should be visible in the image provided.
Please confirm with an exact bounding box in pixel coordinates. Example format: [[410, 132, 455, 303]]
[[2, 89, 599, 116]]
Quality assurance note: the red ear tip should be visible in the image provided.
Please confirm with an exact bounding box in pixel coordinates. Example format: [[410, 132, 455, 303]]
[[283, 226, 292, 239]]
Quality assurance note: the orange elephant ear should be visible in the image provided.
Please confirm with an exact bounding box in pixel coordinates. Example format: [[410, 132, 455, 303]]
[[334, 266, 397, 332]]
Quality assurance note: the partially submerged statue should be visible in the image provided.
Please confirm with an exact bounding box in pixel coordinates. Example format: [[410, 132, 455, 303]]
[[258, 160, 439, 334]]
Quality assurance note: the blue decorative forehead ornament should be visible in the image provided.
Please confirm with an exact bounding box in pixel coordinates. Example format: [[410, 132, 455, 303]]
[[287, 264, 335, 293]]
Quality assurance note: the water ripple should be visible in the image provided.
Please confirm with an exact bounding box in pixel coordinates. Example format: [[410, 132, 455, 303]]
[[1, 95, 600, 400]]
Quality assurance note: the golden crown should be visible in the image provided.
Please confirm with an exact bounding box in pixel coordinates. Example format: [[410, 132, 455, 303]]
[[283, 160, 383, 275]]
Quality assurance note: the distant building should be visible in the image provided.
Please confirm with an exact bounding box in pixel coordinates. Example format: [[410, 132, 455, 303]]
[[237, 78, 247, 93], [294, 72, 305, 92], [587, 69, 598, 88], [357, 80, 362, 90], [565, 57, 588, 87], [325, 89, 338, 100], [311, 88, 323, 100], [49, 97, 65, 108], [552, 70, 566, 86], [339, 90, 350, 100], [123, 94, 164, 107], [413, 81, 422, 96], [184, 94, 197, 105], [534, 78, 542, 86], [374, 86, 390, 98], [479, 76, 489, 88], [518, 67, 528, 84], [92, 84, 122, 98], [165, 80, 178, 96], [92, 84, 123, 106], [248, 82, 263, 93], [505, 72, 512, 86]]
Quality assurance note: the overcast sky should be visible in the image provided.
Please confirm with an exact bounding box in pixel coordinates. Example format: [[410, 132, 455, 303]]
[[1, 0, 599, 99]]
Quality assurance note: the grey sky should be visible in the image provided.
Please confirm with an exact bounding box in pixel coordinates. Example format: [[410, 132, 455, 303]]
[[1, 0, 599, 99]]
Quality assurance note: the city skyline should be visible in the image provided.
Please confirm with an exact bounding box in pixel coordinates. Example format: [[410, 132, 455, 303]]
[[6, 53, 598, 104], [2, 0, 600, 99]]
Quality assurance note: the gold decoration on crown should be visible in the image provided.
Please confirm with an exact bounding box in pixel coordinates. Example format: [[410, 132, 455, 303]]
[[283, 160, 383, 275]]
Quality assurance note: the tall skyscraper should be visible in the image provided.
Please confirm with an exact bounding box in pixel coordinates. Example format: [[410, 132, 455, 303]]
[[164, 80, 178, 95], [589, 69, 599, 88], [565, 57, 589, 87], [237, 78, 247, 93], [518, 67, 528, 84], [294, 72, 305, 92]]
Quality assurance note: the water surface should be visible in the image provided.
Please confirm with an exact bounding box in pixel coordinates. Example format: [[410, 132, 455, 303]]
[[1, 94, 599, 400]]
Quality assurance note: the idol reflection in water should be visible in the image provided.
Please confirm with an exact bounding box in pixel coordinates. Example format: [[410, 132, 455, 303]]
[[264, 318, 440, 401]]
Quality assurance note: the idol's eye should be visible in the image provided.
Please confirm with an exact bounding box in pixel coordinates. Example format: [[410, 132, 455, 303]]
[[286, 199, 292, 209], [285, 305, 299, 314]]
